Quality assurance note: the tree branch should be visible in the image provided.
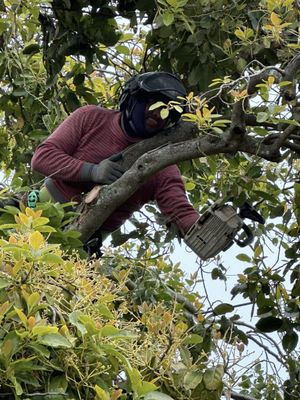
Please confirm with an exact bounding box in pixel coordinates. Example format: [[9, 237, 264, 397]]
[[281, 52, 300, 101], [68, 127, 283, 241], [224, 389, 257, 400]]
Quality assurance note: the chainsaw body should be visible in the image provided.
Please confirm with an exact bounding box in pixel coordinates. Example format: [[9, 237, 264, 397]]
[[184, 202, 258, 260]]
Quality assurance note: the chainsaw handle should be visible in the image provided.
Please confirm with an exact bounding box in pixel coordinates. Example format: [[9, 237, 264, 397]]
[[235, 223, 254, 247]]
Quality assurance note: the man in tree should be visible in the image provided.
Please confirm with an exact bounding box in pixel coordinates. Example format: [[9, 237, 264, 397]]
[[31, 72, 200, 254]]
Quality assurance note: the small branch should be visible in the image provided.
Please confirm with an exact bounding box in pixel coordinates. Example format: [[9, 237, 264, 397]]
[[224, 389, 257, 400], [284, 140, 300, 153], [271, 124, 298, 152], [235, 321, 286, 364], [247, 334, 284, 365]]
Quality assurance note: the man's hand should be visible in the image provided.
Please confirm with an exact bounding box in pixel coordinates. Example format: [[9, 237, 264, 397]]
[[91, 153, 125, 184], [80, 153, 125, 184]]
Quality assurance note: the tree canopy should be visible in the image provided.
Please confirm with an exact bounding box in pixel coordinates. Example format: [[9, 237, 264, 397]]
[[0, 0, 299, 399]]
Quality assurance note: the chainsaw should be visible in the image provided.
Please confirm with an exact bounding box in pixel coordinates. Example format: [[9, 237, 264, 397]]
[[184, 201, 265, 260]]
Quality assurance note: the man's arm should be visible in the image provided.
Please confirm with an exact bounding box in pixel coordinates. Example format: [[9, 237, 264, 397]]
[[154, 165, 199, 234], [31, 106, 95, 182]]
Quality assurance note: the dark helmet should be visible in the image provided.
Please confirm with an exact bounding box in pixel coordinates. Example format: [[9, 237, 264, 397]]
[[119, 71, 187, 111]]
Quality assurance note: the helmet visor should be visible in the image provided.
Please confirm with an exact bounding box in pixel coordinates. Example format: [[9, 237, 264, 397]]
[[137, 72, 187, 101]]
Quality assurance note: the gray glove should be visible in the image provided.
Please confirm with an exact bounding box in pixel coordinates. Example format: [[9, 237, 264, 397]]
[[80, 153, 125, 184]]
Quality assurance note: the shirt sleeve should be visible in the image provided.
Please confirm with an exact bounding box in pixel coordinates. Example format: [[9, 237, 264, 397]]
[[31, 106, 93, 181], [154, 165, 199, 234]]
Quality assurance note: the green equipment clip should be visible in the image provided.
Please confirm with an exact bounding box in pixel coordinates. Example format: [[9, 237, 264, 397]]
[[27, 190, 40, 208]]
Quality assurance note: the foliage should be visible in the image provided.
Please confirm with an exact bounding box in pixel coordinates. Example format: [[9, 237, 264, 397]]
[[0, 207, 228, 399], [0, 1, 299, 400]]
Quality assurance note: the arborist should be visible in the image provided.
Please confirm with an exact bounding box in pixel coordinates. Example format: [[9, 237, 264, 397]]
[[31, 72, 200, 256]]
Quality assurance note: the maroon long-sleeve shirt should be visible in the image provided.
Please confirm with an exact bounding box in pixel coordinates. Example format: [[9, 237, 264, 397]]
[[31, 105, 199, 233]]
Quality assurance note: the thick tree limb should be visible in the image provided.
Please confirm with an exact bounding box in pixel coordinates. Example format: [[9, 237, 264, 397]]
[[67, 128, 282, 242]]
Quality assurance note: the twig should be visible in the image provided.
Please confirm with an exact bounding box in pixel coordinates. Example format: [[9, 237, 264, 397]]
[[247, 334, 284, 366], [235, 321, 286, 361]]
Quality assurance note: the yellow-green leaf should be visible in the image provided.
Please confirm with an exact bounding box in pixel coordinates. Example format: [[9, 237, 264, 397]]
[[14, 307, 28, 327], [160, 108, 169, 119], [270, 11, 281, 26], [94, 385, 110, 400], [27, 292, 40, 313], [17, 213, 30, 227], [149, 101, 165, 111], [32, 325, 59, 336], [137, 381, 158, 396], [29, 231, 44, 250], [185, 182, 196, 191], [40, 253, 64, 264], [32, 217, 50, 228]]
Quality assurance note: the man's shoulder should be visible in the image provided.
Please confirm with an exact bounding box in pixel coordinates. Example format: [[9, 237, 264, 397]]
[[78, 105, 119, 116]]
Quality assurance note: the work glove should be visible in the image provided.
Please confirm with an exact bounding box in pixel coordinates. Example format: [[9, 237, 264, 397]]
[[80, 153, 125, 185]]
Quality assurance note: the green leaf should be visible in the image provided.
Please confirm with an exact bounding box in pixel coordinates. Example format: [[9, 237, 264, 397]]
[[36, 226, 57, 233], [115, 45, 130, 55], [203, 365, 224, 390], [32, 325, 59, 336], [185, 181, 196, 191], [95, 384, 110, 400], [236, 253, 251, 262], [127, 367, 142, 393], [179, 346, 192, 368], [14, 307, 28, 327], [256, 317, 283, 333], [162, 12, 174, 26], [28, 343, 50, 358], [100, 325, 120, 336], [149, 101, 165, 110], [0, 277, 12, 289], [160, 108, 169, 119], [183, 333, 203, 345], [137, 381, 158, 396], [12, 88, 27, 97], [64, 90, 81, 112], [144, 392, 175, 400], [183, 370, 203, 390], [37, 333, 72, 348], [27, 292, 40, 314], [278, 80, 292, 87], [282, 331, 298, 353], [23, 43, 40, 55], [97, 304, 114, 319], [73, 73, 85, 86], [256, 112, 268, 122], [213, 303, 234, 315], [32, 217, 50, 228], [69, 311, 87, 336], [40, 253, 64, 264], [49, 374, 68, 393]]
